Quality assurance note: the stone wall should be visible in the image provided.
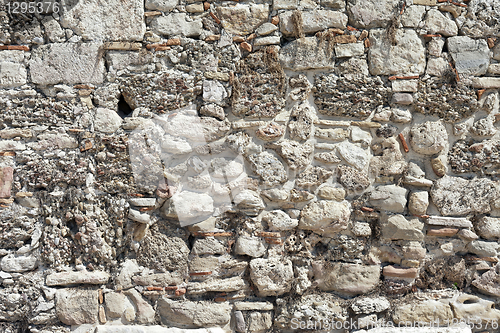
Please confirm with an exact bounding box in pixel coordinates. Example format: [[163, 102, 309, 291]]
[[1, 0, 500, 332]]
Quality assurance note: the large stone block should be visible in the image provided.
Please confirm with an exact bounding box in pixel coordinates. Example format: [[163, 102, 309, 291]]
[[29, 43, 105, 85], [430, 176, 497, 216], [249, 258, 294, 296], [368, 29, 426, 76], [448, 36, 490, 75], [313, 262, 380, 295], [279, 10, 347, 36], [347, 0, 400, 28], [157, 298, 232, 328], [299, 200, 351, 234], [56, 289, 98, 325], [60, 0, 145, 41], [216, 4, 269, 35], [280, 37, 335, 71], [150, 13, 203, 37]]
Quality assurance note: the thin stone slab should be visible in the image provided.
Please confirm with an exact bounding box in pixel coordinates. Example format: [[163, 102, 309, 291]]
[[95, 326, 225, 333], [426, 216, 472, 228], [233, 302, 274, 311], [46, 271, 110, 286]]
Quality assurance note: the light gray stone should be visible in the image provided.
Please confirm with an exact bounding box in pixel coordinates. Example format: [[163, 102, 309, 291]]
[[476, 217, 500, 240], [188, 277, 247, 295], [29, 43, 105, 85], [408, 191, 429, 216], [335, 42, 365, 58], [217, 4, 269, 35], [145, 0, 177, 11], [151, 13, 203, 37], [337, 141, 370, 170], [0, 60, 27, 88], [250, 258, 294, 296], [431, 176, 497, 216], [369, 185, 408, 213], [256, 22, 278, 36], [95, 108, 123, 133], [424, 9, 458, 36], [46, 270, 110, 286], [299, 200, 351, 234], [124, 288, 155, 324], [448, 36, 490, 75], [61, 0, 145, 41], [56, 289, 98, 325], [162, 191, 214, 226], [347, 0, 400, 28], [233, 190, 265, 217], [253, 36, 281, 46], [401, 5, 426, 28], [0, 254, 37, 273], [410, 121, 447, 155], [279, 37, 335, 71], [381, 214, 424, 241], [467, 241, 500, 257], [95, 327, 226, 333], [247, 151, 287, 187], [234, 236, 267, 257], [279, 10, 348, 36], [313, 262, 380, 295], [368, 29, 426, 75], [157, 298, 232, 328], [261, 210, 298, 231], [351, 297, 391, 314]]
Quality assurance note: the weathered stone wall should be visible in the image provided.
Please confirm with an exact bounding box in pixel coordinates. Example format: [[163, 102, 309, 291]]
[[1, 0, 500, 332]]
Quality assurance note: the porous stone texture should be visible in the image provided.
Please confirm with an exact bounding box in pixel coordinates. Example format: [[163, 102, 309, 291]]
[[4, 0, 500, 331]]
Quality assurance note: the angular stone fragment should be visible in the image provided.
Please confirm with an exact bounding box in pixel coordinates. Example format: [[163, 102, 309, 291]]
[[476, 217, 500, 240], [448, 36, 490, 76], [409, 121, 447, 155], [146, 0, 177, 12], [299, 200, 350, 234], [217, 4, 269, 35], [472, 266, 500, 297], [46, 271, 110, 286], [279, 10, 347, 36], [248, 312, 272, 331], [313, 262, 380, 295], [337, 141, 370, 170], [467, 241, 500, 257], [151, 13, 203, 37], [94, 108, 123, 133], [234, 236, 267, 257], [266, 140, 313, 170], [335, 42, 364, 58], [280, 37, 335, 71], [124, 289, 155, 324], [0, 60, 27, 88], [351, 297, 390, 314], [369, 185, 408, 213], [56, 289, 98, 325], [157, 298, 232, 328], [61, 0, 145, 41], [393, 300, 453, 324], [347, 0, 400, 28], [430, 176, 497, 216], [368, 29, 426, 75], [337, 165, 370, 193], [288, 102, 314, 141], [105, 292, 135, 319], [380, 214, 424, 241], [408, 191, 429, 216], [295, 166, 332, 189], [162, 191, 214, 226], [29, 43, 105, 85], [249, 258, 294, 296], [424, 9, 458, 36], [262, 210, 298, 231]]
